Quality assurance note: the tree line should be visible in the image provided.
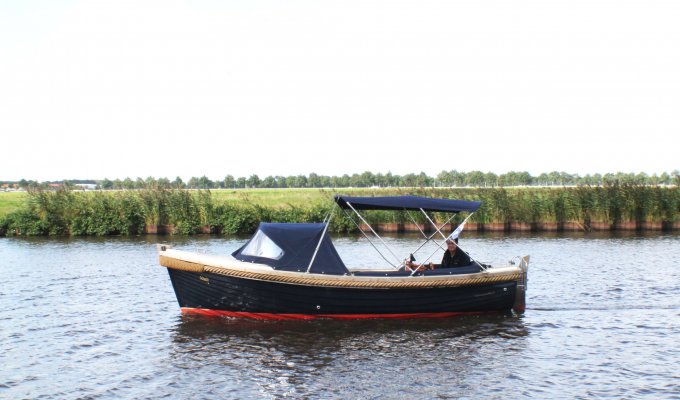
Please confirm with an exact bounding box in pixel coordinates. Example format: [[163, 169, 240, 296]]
[[3, 170, 679, 190]]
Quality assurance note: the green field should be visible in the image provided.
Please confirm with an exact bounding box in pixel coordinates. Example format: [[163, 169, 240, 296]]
[[0, 188, 387, 226], [0, 192, 26, 217], [210, 188, 337, 207], [0, 187, 430, 212], [0, 188, 364, 216], [208, 187, 427, 207]]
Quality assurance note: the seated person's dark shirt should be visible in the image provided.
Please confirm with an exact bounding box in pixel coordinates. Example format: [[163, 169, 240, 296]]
[[440, 249, 472, 267]]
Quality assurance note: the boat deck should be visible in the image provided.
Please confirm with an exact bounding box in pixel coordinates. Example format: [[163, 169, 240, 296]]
[[350, 264, 484, 276]]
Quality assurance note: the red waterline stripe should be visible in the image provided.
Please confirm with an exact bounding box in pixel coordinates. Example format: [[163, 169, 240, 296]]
[[180, 308, 486, 320]]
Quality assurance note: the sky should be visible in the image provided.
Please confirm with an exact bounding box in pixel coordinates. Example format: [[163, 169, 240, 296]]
[[1, 0, 679, 182]]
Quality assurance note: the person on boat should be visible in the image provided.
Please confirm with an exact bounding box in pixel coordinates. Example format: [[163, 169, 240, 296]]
[[405, 238, 472, 271]]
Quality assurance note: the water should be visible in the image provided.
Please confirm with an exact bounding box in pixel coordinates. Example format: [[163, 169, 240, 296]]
[[1, 233, 679, 399]]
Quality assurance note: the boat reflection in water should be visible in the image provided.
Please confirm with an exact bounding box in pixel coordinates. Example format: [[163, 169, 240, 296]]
[[159, 196, 530, 320], [168, 314, 529, 398]]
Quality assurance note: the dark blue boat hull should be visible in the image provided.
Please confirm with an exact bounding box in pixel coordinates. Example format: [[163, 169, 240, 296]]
[[167, 269, 518, 318]]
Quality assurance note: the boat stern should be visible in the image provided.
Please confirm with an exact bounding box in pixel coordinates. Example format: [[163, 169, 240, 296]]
[[512, 255, 530, 314]]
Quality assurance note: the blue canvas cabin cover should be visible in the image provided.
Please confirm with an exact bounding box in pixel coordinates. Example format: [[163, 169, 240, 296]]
[[232, 223, 349, 275], [334, 195, 481, 213]]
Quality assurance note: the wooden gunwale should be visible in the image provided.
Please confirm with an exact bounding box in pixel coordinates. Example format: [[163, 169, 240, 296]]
[[159, 250, 522, 290]]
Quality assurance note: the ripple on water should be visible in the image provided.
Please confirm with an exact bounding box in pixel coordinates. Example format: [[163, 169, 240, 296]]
[[1, 234, 679, 399]]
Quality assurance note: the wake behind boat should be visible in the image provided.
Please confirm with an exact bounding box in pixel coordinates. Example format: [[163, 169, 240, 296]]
[[158, 195, 530, 320]]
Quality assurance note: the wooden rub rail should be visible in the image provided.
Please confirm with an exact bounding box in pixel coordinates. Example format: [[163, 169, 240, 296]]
[[159, 255, 522, 289], [160, 256, 205, 273]]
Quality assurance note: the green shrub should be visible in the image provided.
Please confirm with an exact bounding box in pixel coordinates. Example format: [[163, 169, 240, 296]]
[[1, 185, 678, 236]]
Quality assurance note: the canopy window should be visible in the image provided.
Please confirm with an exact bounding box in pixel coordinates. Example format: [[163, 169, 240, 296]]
[[233, 223, 348, 275]]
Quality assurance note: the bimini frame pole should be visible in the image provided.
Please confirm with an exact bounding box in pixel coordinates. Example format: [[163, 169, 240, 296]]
[[344, 201, 404, 269], [340, 208, 405, 270], [306, 207, 335, 273], [415, 212, 488, 272], [420, 208, 451, 242], [405, 209, 457, 257]]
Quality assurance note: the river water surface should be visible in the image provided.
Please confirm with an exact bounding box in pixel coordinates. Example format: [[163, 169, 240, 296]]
[[1, 233, 679, 399]]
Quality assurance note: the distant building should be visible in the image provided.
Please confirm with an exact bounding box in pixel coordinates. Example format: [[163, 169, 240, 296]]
[[75, 184, 98, 190]]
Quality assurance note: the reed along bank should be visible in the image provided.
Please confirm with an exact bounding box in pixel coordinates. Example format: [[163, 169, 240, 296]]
[[1, 185, 679, 237]]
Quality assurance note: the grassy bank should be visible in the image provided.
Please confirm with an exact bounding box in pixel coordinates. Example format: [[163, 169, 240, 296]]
[[0, 192, 26, 218], [1, 186, 679, 236]]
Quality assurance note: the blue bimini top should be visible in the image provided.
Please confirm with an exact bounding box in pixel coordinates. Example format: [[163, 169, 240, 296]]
[[232, 223, 349, 275], [334, 195, 481, 213]]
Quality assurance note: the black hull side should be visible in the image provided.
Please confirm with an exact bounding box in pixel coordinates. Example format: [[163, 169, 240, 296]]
[[167, 269, 517, 315]]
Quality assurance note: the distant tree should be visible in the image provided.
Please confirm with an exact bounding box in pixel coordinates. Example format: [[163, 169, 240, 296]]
[[516, 171, 533, 186], [318, 175, 331, 188], [63, 180, 75, 190], [262, 176, 277, 188], [349, 173, 362, 187], [484, 172, 498, 187], [602, 173, 617, 186], [465, 171, 485, 187], [648, 174, 659, 185], [329, 176, 342, 188], [100, 178, 113, 189], [29, 181, 44, 190], [285, 175, 298, 188], [87, 170, 671, 192], [340, 174, 351, 187], [564, 172, 578, 185], [222, 175, 235, 189], [496, 174, 507, 187], [197, 176, 214, 189], [122, 177, 135, 190], [295, 175, 307, 188], [547, 171, 561, 185], [308, 173, 320, 188], [275, 176, 288, 188], [436, 171, 452, 187], [498, 172, 510, 186], [157, 177, 171, 188], [246, 174, 260, 188], [385, 172, 398, 187], [144, 176, 157, 188], [450, 170, 465, 187], [635, 172, 649, 185], [583, 173, 602, 186], [369, 173, 380, 187], [616, 172, 636, 185], [414, 172, 431, 187], [360, 171, 376, 187], [401, 173, 417, 187]]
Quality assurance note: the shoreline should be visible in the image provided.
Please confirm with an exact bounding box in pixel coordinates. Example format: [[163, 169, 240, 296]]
[[2, 186, 679, 237]]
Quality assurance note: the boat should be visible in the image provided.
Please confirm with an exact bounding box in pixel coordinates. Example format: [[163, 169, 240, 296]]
[[158, 195, 530, 320]]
